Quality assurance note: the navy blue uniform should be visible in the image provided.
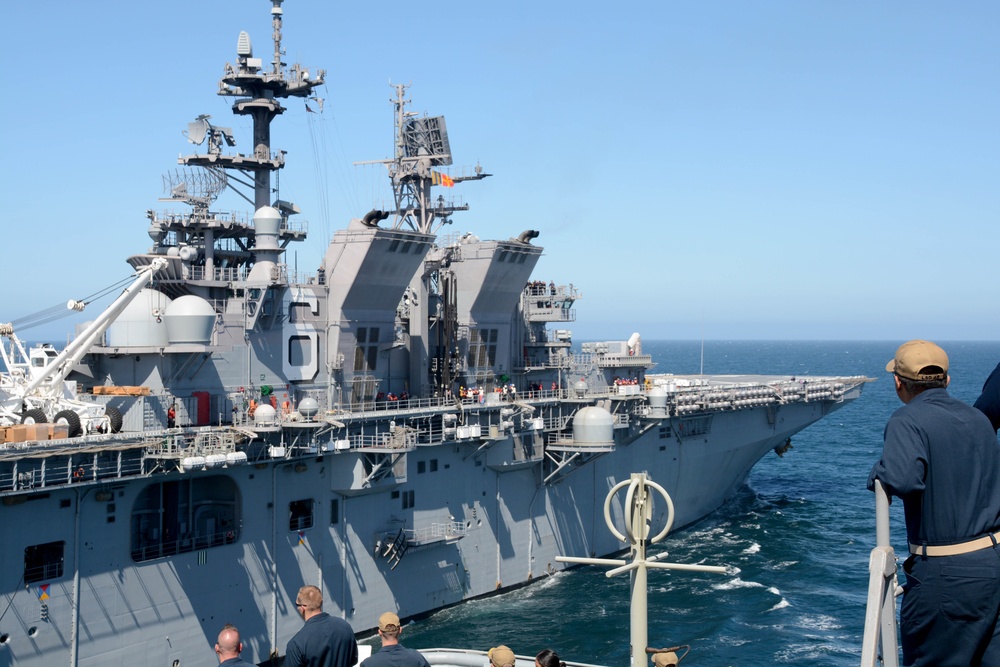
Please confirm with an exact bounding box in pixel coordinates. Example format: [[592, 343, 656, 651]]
[[975, 361, 1000, 433], [361, 643, 431, 667], [285, 612, 358, 667], [220, 657, 256, 667], [869, 388, 1000, 666]]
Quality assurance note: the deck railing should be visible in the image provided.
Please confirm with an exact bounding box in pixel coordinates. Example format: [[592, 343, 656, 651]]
[[860, 480, 900, 667]]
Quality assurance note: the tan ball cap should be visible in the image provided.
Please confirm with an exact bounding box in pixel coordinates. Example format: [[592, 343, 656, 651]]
[[886, 340, 948, 381], [488, 645, 516, 667], [378, 612, 400, 631]]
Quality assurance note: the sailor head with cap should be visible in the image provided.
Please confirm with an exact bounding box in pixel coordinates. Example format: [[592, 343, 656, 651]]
[[869, 340, 1000, 666], [359, 612, 430, 667], [651, 652, 679, 667], [487, 645, 516, 667], [885, 339, 950, 392]]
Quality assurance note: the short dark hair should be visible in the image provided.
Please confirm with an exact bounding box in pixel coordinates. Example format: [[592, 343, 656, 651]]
[[536, 649, 565, 667], [896, 372, 947, 395]]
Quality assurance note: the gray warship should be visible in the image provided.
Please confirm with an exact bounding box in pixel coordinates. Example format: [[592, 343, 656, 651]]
[[0, 3, 868, 666]]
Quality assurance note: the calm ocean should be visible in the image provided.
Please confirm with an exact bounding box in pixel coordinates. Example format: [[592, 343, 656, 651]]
[[387, 340, 1000, 667]]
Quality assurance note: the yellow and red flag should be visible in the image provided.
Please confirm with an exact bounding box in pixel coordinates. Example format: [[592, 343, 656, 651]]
[[431, 170, 455, 187]]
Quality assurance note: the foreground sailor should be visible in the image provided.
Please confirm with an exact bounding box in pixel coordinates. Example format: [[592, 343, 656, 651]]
[[974, 360, 1000, 432], [286, 585, 359, 667], [488, 645, 516, 667], [535, 649, 565, 667], [215, 624, 255, 667], [360, 612, 430, 667], [868, 340, 1000, 666]]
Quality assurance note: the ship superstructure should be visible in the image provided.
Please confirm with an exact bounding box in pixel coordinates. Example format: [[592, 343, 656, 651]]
[[0, 3, 868, 666]]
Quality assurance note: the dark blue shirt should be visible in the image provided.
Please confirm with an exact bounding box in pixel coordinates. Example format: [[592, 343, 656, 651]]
[[285, 612, 359, 667], [974, 361, 1000, 432], [220, 657, 256, 667], [868, 388, 1000, 546], [360, 643, 431, 667]]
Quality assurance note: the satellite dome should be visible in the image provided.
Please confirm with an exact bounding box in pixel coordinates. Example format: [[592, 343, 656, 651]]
[[253, 206, 281, 236], [298, 397, 320, 419], [647, 386, 668, 409], [646, 385, 669, 418], [147, 222, 166, 243], [107, 289, 172, 347], [164, 295, 216, 344], [571, 405, 614, 447], [254, 403, 277, 424]]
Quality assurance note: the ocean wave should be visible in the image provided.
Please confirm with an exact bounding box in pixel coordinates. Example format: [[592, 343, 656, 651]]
[[797, 614, 842, 631], [768, 560, 799, 570], [715, 634, 752, 647], [773, 642, 842, 662], [712, 577, 765, 591]]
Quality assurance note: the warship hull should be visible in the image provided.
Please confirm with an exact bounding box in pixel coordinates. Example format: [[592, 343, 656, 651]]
[[0, 381, 864, 666], [0, 3, 868, 666]]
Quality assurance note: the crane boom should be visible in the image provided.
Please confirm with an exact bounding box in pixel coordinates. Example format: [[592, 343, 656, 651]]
[[23, 259, 167, 397]]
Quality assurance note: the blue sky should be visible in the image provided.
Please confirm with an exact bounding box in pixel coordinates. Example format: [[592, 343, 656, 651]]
[[5, 1, 998, 342]]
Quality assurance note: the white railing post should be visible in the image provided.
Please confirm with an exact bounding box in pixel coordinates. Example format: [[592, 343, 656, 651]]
[[860, 480, 899, 667]]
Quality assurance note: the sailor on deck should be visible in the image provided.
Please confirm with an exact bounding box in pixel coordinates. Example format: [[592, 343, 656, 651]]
[[868, 340, 1000, 666], [974, 360, 1000, 433], [215, 624, 255, 667], [360, 612, 429, 667], [286, 585, 358, 667], [488, 645, 516, 667]]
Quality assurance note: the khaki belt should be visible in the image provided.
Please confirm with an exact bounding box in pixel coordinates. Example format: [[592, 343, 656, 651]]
[[909, 531, 1000, 557]]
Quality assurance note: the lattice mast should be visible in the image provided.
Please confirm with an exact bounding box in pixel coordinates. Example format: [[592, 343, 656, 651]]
[[183, 0, 325, 210], [387, 84, 489, 234]]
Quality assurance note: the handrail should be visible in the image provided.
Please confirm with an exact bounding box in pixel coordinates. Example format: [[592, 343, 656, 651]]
[[860, 480, 900, 667]]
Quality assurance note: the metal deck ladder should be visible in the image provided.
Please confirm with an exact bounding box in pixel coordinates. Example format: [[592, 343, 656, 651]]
[[861, 480, 900, 667]]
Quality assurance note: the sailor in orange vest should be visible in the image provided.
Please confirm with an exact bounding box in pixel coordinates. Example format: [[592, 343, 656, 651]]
[[167, 405, 176, 428]]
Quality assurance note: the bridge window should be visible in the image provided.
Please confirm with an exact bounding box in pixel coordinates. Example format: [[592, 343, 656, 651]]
[[354, 328, 380, 372], [467, 328, 497, 369]]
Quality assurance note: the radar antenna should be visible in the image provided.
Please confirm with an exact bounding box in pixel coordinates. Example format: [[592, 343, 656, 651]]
[[161, 167, 228, 210], [183, 114, 236, 156], [182, 0, 325, 210], [374, 83, 490, 234]]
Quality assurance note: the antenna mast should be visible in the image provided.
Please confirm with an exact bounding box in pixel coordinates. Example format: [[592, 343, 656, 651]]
[[182, 0, 325, 210]]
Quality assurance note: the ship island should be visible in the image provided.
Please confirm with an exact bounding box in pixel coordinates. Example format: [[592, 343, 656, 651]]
[[0, 2, 868, 666]]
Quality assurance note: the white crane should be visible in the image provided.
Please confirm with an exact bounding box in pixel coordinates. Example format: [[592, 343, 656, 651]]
[[0, 259, 167, 436]]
